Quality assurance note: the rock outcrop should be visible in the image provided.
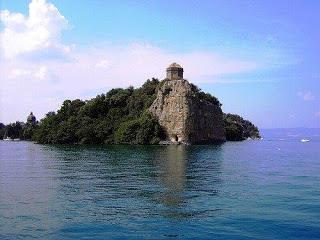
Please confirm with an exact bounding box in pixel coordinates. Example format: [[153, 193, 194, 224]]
[[149, 78, 226, 144]]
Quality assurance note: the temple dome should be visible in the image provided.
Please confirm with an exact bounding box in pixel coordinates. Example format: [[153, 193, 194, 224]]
[[27, 112, 36, 124], [166, 62, 183, 80], [167, 62, 182, 69]]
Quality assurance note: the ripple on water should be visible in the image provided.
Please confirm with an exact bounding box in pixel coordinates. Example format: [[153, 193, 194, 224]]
[[0, 141, 320, 239]]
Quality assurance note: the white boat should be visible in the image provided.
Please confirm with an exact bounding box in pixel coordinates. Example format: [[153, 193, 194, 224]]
[[3, 131, 12, 141], [13, 138, 20, 141], [301, 139, 310, 143]]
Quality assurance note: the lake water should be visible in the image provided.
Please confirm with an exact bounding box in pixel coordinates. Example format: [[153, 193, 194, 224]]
[[0, 129, 319, 239]]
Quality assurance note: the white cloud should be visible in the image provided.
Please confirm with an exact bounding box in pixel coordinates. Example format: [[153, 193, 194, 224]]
[[0, 0, 284, 124], [0, 42, 263, 123], [0, 0, 69, 59], [8, 66, 48, 80], [95, 59, 112, 69], [8, 68, 32, 79], [34, 66, 48, 79], [297, 91, 315, 101]]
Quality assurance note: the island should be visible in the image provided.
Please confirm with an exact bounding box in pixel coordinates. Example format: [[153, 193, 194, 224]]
[[1, 63, 260, 144]]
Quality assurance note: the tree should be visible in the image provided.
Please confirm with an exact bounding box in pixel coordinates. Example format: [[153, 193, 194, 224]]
[[224, 113, 260, 140], [0, 123, 5, 139], [32, 79, 166, 144]]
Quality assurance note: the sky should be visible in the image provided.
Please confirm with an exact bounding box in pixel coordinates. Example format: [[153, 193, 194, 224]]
[[0, 0, 319, 128]]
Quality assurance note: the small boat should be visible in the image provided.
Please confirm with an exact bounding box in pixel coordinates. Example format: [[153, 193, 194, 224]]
[[3, 131, 12, 141], [301, 139, 310, 143], [13, 138, 20, 141]]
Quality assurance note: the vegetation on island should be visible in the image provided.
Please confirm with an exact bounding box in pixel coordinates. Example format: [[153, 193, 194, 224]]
[[1, 79, 260, 144], [33, 78, 165, 144], [224, 113, 260, 141], [0, 121, 37, 140], [190, 83, 222, 107], [0, 123, 6, 139]]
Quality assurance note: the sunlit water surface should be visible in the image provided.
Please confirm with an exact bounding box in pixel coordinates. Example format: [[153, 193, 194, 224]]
[[0, 129, 319, 239]]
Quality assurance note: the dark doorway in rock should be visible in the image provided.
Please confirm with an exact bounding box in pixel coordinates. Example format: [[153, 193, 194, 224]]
[[175, 135, 178, 142]]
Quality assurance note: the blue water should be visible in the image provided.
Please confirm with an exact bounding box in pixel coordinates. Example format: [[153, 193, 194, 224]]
[[0, 129, 319, 239]]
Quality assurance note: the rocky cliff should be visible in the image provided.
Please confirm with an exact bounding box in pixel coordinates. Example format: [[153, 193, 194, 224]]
[[149, 79, 226, 144]]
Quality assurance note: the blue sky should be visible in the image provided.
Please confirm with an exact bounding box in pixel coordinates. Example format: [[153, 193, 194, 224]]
[[1, 0, 319, 128]]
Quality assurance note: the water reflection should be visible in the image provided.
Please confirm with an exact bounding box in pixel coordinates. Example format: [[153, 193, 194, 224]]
[[39, 144, 224, 222], [150, 145, 224, 219], [153, 146, 187, 207], [2, 140, 320, 239]]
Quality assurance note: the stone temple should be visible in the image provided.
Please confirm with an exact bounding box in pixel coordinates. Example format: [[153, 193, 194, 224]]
[[166, 62, 184, 80], [149, 63, 226, 144], [27, 112, 37, 125]]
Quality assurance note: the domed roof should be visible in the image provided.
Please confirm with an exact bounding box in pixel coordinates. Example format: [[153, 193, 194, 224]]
[[27, 112, 36, 122], [167, 62, 183, 69]]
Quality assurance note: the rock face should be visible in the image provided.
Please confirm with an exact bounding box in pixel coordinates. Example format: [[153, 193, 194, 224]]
[[149, 78, 226, 144]]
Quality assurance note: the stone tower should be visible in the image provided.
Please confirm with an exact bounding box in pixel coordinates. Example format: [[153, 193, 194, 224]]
[[166, 62, 183, 80], [149, 63, 226, 144]]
